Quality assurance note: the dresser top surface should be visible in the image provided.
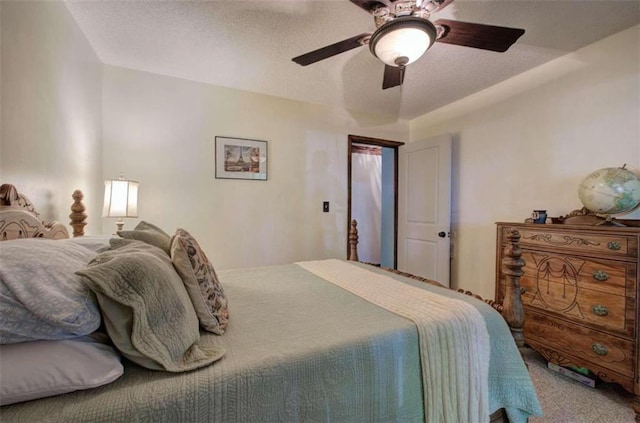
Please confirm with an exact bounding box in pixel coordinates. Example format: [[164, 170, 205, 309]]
[[496, 222, 640, 234]]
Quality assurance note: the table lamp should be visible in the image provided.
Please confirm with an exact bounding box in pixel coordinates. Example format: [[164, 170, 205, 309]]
[[103, 174, 138, 232]]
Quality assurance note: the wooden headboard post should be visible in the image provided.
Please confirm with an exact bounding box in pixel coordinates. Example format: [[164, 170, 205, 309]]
[[348, 219, 359, 262], [500, 228, 526, 348], [69, 190, 87, 237]]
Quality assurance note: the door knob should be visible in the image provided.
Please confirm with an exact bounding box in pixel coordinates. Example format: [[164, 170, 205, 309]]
[[438, 231, 447, 238]]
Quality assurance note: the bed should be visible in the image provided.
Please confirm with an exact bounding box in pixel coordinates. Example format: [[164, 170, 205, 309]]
[[0, 183, 541, 422]]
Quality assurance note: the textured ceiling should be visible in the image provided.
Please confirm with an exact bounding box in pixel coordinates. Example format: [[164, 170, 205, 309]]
[[65, 0, 640, 121]]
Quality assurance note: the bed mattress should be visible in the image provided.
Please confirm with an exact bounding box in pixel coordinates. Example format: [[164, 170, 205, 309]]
[[1, 262, 539, 422]]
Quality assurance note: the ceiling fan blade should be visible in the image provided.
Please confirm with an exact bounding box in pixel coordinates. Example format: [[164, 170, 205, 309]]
[[292, 33, 370, 66], [382, 65, 405, 90], [434, 19, 525, 53], [349, 0, 394, 14]]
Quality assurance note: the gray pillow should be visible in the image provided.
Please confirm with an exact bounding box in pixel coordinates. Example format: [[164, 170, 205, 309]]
[[117, 221, 171, 255], [77, 240, 225, 372], [134, 220, 171, 237], [0, 333, 123, 405], [0, 239, 101, 344]]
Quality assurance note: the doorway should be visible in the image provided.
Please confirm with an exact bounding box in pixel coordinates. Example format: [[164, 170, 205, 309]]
[[347, 135, 404, 268]]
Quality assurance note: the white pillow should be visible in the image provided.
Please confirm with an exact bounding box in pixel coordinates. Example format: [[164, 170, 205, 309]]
[[0, 238, 102, 343], [0, 333, 123, 405]]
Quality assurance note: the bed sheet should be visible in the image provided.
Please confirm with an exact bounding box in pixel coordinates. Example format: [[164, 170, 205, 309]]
[[1, 262, 539, 422]]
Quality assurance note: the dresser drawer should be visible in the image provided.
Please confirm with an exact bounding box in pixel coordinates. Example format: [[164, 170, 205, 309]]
[[505, 227, 636, 258], [524, 311, 634, 378], [521, 276, 632, 336], [519, 251, 635, 298], [517, 251, 635, 336]]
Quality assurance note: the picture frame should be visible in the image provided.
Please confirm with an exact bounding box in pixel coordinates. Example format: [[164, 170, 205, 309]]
[[215, 136, 268, 181]]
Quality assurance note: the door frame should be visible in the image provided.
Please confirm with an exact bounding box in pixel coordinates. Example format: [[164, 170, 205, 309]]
[[347, 134, 404, 267]]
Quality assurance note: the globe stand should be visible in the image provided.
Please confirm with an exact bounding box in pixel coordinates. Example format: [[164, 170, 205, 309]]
[[595, 214, 626, 227]]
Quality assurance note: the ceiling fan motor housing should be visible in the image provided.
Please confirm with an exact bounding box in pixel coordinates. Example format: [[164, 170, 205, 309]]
[[369, 16, 437, 67]]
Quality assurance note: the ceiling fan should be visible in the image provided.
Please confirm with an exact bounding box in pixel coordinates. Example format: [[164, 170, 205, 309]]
[[292, 0, 525, 89]]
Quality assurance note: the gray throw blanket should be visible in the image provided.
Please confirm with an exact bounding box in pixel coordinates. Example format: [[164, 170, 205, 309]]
[[77, 240, 225, 372]]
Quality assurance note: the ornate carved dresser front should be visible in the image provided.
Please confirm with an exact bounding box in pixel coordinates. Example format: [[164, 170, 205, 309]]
[[495, 222, 640, 415]]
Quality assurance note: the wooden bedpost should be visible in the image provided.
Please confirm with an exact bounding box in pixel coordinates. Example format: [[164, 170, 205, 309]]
[[500, 228, 526, 348], [69, 189, 87, 237], [348, 220, 359, 261]]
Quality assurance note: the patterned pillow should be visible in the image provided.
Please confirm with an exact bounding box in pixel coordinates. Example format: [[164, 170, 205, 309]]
[[170, 229, 229, 335]]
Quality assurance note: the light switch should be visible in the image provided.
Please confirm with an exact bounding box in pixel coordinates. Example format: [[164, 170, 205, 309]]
[[323, 201, 329, 212]]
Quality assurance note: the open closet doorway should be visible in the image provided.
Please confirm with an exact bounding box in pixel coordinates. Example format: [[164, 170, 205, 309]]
[[347, 135, 404, 268]]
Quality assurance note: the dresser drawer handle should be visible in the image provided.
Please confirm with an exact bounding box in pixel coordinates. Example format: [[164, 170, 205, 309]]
[[607, 241, 621, 251], [592, 305, 608, 316], [592, 271, 609, 281], [592, 344, 608, 356]]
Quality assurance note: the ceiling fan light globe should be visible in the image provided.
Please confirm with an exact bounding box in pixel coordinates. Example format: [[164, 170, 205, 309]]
[[374, 27, 431, 66], [370, 17, 436, 67]]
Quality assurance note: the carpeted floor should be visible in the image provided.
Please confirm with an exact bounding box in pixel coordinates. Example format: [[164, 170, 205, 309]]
[[523, 348, 635, 422]]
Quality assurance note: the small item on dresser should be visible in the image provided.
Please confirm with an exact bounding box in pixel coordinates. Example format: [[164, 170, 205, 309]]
[[531, 210, 547, 224]]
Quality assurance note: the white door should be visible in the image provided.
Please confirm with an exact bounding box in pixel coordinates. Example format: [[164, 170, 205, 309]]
[[398, 134, 452, 286]]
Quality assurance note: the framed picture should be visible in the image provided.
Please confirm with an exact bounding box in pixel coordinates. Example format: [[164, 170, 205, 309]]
[[215, 136, 268, 181]]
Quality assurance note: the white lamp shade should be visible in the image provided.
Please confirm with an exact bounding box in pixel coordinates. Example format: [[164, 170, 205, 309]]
[[370, 17, 437, 67], [103, 179, 138, 218]]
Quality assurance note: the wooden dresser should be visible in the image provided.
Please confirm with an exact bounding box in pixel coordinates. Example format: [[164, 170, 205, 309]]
[[495, 222, 640, 416]]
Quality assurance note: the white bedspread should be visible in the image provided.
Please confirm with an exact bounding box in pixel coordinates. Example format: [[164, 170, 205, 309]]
[[297, 259, 491, 423]]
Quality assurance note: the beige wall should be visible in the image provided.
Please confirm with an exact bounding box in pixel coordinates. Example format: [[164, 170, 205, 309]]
[[0, 1, 103, 234], [411, 25, 640, 299], [2, 0, 638, 293], [102, 66, 408, 268]]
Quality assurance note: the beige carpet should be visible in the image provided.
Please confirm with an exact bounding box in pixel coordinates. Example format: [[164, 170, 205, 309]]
[[523, 348, 635, 422]]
